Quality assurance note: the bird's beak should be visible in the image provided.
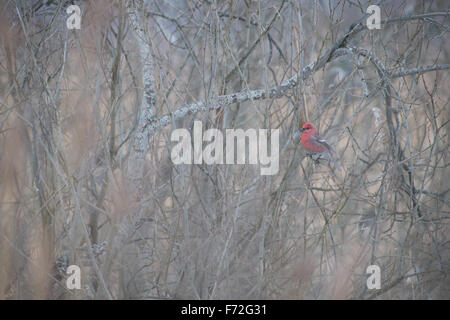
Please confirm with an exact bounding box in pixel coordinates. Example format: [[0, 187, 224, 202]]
[[300, 128, 305, 132]]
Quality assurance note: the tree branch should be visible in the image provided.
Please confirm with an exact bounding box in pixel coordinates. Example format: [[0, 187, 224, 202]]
[[141, 11, 449, 138], [127, 0, 156, 156], [391, 64, 450, 78]]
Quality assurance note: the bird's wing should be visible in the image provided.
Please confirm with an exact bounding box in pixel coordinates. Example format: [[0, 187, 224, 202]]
[[310, 134, 341, 170], [310, 134, 335, 153]]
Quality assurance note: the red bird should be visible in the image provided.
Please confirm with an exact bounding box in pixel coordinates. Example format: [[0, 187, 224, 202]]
[[300, 123, 340, 169]]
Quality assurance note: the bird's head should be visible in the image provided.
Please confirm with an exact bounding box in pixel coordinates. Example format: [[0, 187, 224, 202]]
[[301, 123, 316, 133]]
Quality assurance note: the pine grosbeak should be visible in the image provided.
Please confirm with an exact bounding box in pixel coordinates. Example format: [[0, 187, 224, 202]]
[[300, 123, 340, 169]]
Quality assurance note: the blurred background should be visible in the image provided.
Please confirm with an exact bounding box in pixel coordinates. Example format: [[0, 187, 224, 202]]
[[0, 0, 448, 299]]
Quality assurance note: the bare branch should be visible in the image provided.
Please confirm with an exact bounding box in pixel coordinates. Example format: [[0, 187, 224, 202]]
[[391, 64, 450, 78], [127, 0, 156, 156]]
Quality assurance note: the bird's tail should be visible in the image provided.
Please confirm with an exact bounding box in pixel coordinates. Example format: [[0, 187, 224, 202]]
[[318, 147, 341, 171], [328, 151, 341, 171]]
